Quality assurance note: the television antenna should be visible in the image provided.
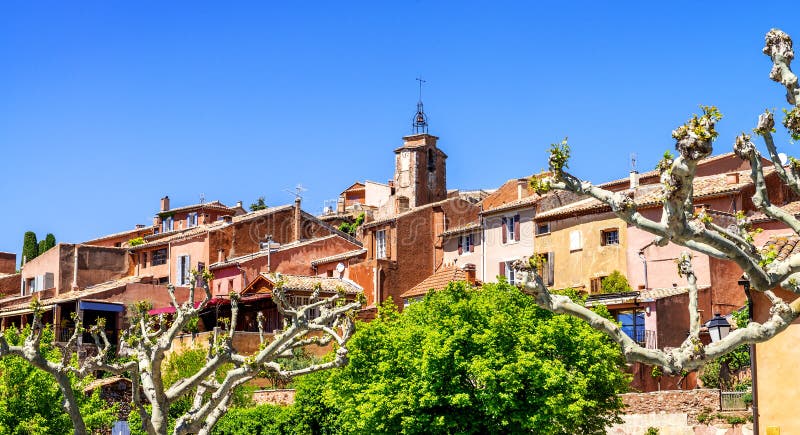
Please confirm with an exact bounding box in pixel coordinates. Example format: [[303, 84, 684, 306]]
[[285, 184, 308, 200], [630, 153, 638, 172]]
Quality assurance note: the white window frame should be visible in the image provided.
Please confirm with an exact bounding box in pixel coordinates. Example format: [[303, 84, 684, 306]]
[[506, 217, 516, 243], [569, 230, 583, 251], [177, 254, 191, 286], [162, 217, 174, 233], [187, 212, 198, 228], [460, 234, 472, 255], [505, 261, 516, 285], [376, 230, 387, 259]]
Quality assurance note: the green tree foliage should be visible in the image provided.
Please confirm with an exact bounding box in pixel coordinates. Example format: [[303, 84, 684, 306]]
[[212, 405, 295, 435], [288, 281, 628, 434], [338, 213, 365, 236], [128, 237, 145, 247], [0, 325, 116, 434], [601, 270, 632, 294], [43, 233, 56, 252], [250, 197, 268, 212], [37, 240, 47, 257], [21, 231, 38, 266]]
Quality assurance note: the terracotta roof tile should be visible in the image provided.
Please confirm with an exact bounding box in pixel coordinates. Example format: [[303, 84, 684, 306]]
[[537, 169, 759, 220], [761, 235, 800, 261], [159, 200, 235, 216], [584, 285, 711, 307], [261, 273, 362, 294], [310, 249, 367, 267], [440, 222, 481, 238], [362, 197, 459, 229], [400, 266, 472, 299], [749, 200, 800, 223]]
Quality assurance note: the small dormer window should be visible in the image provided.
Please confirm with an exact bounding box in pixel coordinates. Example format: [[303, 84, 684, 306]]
[[427, 149, 435, 172]]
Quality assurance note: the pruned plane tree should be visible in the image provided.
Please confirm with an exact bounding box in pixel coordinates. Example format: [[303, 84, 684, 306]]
[[5, 269, 362, 435], [519, 28, 800, 375]]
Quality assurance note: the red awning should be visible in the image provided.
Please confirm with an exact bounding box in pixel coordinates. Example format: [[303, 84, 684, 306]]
[[148, 298, 229, 315]]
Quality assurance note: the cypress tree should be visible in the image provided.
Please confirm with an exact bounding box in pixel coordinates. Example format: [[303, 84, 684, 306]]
[[38, 240, 47, 256], [44, 233, 56, 251], [21, 232, 38, 266]]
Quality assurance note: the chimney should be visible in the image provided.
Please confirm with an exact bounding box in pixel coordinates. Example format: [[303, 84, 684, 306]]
[[462, 263, 477, 285], [160, 196, 170, 212], [726, 172, 740, 185], [337, 196, 345, 214], [236, 200, 243, 209], [217, 249, 225, 263], [629, 170, 639, 190], [135, 224, 146, 229], [293, 197, 302, 241], [517, 179, 527, 200]]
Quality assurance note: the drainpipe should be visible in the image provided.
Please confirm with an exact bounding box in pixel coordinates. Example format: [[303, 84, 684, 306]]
[[168, 241, 172, 284], [480, 206, 486, 284], [72, 245, 79, 291]]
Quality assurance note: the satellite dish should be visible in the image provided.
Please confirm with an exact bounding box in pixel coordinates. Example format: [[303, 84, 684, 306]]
[[779, 153, 789, 166], [335, 262, 346, 274]]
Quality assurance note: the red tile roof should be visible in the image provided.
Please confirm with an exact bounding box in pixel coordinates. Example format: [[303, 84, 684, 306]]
[[400, 265, 471, 299], [536, 168, 760, 221]]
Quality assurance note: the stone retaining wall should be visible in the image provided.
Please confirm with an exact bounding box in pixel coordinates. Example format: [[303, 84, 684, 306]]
[[252, 388, 296, 406], [621, 389, 720, 424]]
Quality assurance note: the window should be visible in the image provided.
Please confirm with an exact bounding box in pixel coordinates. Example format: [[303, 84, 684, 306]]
[[327, 269, 334, 277], [291, 296, 321, 319], [177, 255, 191, 286], [536, 222, 550, 235], [427, 149, 436, 171], [187, 212, 198, 228], [505, 261, 516, 285], [152, 248, 168, 266], [376, 230, 387, 259], [458, 233, 474, 255], [161, 217, 174, 233], [140, 252, 148, 268], [590, 276, 608, 294], [569, 230, 583, 251], [537, 252, 555, 287], [502, 214, 520, 244], [228, 279, 234, 292], [616, 309, 646, 345], [114, 242, 122, 247], [196, 262, 206, 286], [602, 229, 620, 246], [157, 276, 169, 285]]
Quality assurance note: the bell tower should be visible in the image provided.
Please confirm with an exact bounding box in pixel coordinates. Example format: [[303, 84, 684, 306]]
[[392, 78, 447, 212]]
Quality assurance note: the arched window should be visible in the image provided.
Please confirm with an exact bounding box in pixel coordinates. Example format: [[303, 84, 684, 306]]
[[427, 149, 436, 171]]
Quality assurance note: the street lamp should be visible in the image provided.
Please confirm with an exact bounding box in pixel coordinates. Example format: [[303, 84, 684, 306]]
[[707, 313, 731, 343]]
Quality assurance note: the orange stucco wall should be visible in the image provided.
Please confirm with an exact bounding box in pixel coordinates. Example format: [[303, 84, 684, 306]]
[[753, 289, 800, 434]]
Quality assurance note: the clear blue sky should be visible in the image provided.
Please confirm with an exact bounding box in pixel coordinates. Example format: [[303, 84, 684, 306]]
[[0, 1, 796, 260]]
